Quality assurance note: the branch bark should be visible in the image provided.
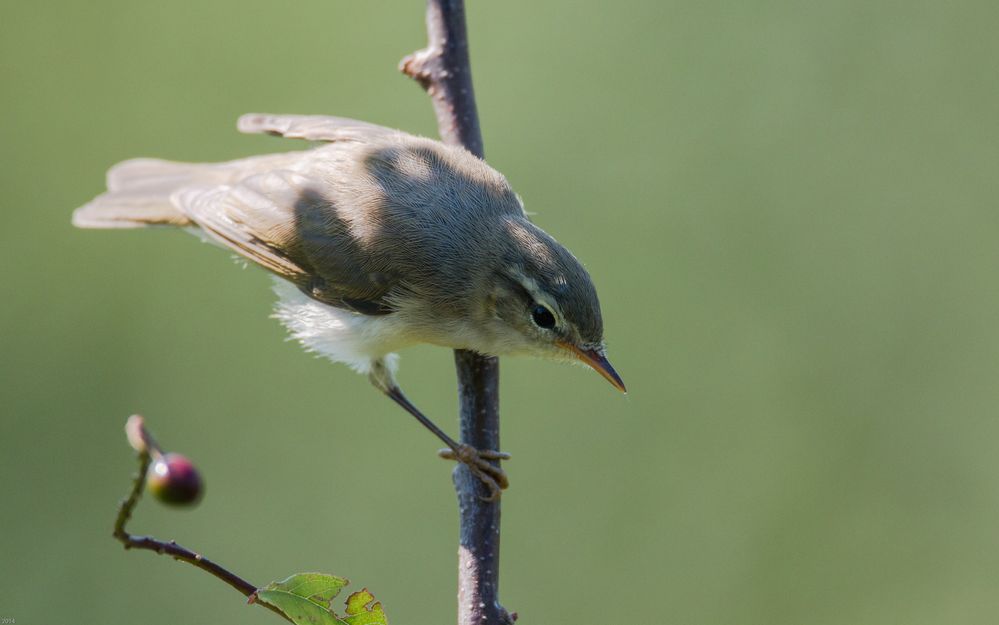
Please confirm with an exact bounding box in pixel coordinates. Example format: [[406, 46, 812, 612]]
[[401, 3, 514, 624], [400, 0, 483, 158]]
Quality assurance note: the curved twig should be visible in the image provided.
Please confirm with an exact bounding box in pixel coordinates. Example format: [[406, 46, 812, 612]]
[[112, 416, 291, 623]]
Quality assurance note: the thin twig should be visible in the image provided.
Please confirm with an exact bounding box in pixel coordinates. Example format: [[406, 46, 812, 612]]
[[401, 2, 514, 624], [112, 416, 291, 623]]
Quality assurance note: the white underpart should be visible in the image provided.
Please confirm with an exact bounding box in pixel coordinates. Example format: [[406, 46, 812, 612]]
[[186, 218, 408, 387], [270, 279, 405, 381]]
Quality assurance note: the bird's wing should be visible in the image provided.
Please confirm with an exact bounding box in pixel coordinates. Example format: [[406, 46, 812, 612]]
[[174, 167, 397, 314], [237, 113, 396, 143]]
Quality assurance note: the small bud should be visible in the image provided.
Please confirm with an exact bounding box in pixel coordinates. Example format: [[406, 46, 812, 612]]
[[147, 453, 204, 506], [125, 415, 149, 453]]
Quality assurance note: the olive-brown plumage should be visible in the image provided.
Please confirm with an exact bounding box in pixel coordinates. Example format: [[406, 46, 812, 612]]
[[74, 113, 624, 496]]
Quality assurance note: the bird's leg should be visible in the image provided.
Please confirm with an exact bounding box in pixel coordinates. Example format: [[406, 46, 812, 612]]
[[383, 385, 510, 500]]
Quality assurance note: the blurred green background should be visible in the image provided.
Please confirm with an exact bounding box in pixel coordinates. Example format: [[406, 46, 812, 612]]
[[3, 1, 999, 623]]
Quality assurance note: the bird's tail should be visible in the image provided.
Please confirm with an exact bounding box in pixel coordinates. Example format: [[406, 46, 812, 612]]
[[71, 158, 216, 229]]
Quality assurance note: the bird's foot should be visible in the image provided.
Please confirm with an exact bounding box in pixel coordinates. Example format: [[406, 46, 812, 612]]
[[439, 444, 511, 501]]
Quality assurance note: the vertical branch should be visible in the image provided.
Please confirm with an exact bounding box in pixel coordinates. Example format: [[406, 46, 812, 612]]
[[453, 351, 507, 625], [401, 0, 483, 158], [401, 2, 513, 625]]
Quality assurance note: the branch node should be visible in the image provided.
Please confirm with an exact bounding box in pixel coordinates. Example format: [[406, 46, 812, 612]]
[[400, 47, 441, 91]]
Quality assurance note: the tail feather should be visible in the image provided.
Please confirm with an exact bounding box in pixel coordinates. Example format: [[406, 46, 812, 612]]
[[72, 192, 193, 229], [107, 158, 229, 192], [74, 158, 221, 229], [74, 150, 309, 230]]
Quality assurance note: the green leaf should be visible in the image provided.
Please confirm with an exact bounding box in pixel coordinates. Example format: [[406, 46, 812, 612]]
[[341, 589, 388, 625], [253, 573, 388, 625], [276, 573, 350, 606], [254, 573, 349, 625]]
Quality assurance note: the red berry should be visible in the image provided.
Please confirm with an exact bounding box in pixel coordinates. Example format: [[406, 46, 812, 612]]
[[147, 453, 204, 506]]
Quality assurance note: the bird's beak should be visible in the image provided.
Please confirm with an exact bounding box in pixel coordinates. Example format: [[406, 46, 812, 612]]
[[560, 342, 627, 393]]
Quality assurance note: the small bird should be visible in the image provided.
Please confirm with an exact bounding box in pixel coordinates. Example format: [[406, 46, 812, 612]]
[[74, 113, 625, 496]]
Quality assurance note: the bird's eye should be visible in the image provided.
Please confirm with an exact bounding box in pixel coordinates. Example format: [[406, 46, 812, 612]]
[[531, 304, 556, 329]]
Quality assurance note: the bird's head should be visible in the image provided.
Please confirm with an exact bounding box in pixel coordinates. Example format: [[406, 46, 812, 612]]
[[483, 218, 626, 393]]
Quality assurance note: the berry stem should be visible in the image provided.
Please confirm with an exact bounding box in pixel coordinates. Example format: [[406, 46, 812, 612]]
[[112, 415, 291, 623]]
